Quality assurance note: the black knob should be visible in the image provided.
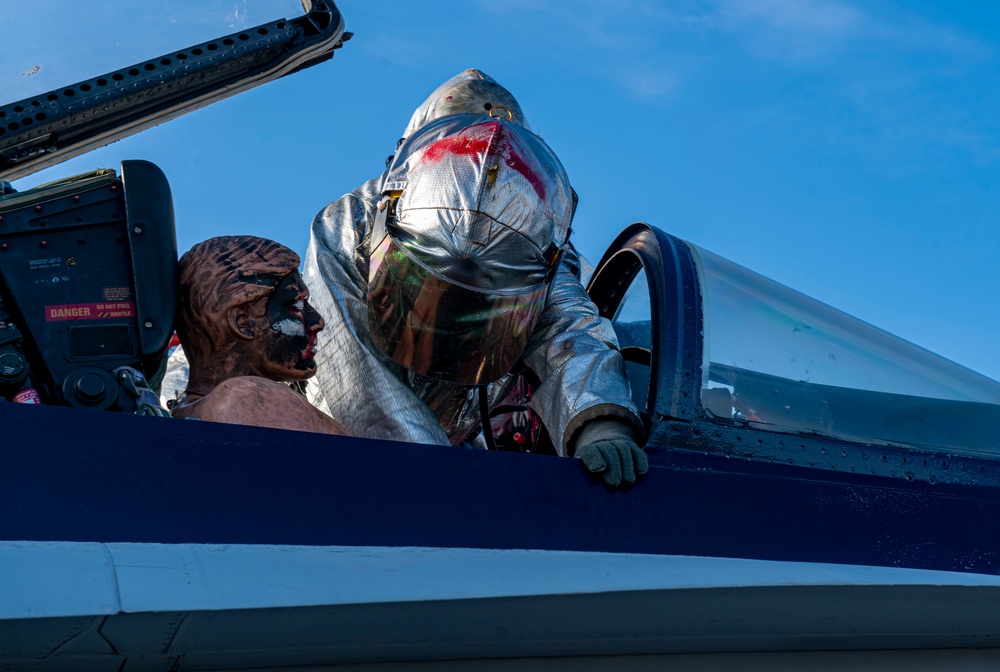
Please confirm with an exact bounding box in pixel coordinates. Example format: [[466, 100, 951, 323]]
[[74, 372, 108, 403], [0, 351, 27, 383]]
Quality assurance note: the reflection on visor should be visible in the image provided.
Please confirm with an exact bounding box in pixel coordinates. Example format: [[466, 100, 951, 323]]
[[367, 235, 549, 385]]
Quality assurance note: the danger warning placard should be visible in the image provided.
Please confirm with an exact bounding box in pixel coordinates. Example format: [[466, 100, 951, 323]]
[[45, 302, 136, 322]]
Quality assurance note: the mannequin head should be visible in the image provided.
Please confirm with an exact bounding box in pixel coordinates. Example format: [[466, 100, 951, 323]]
[[177, 235, 323, 384]]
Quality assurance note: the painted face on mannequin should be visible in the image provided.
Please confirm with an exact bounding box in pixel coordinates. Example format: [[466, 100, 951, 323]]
[[257, 271, 324, 381]]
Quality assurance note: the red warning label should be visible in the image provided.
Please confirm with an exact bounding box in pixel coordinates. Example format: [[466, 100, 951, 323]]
[[45, 301, 136, 322], [14, 389, 41, 404]]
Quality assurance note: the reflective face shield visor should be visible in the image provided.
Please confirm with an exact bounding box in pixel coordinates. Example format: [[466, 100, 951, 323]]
[[367, 233, 550, 385]]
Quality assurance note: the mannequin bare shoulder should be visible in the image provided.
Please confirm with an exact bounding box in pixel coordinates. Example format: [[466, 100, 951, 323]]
[[172, 235, 346, 435], [173, 375, 342, 434]]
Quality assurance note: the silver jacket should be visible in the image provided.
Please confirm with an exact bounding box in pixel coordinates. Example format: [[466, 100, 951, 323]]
[[303, 176, 642, 455]]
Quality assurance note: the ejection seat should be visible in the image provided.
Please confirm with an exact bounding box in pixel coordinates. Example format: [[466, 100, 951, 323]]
[[0, 160, 176, 413]]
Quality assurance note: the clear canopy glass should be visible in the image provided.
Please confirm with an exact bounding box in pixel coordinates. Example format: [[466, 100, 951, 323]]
[[2, 0, 306, 104], [611, 267, 653, 414], [695, 244, 1000, 455]]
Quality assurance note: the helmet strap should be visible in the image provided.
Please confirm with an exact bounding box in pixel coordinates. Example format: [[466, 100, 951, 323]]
[[370, 192, 401, 251]]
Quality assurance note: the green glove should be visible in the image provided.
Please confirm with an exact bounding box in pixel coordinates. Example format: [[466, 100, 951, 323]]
[[572, 419, 648, 487]]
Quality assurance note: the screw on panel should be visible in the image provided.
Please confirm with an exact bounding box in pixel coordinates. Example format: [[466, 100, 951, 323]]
[[144, 321, 153, 329], [133, 226, 143, 235]]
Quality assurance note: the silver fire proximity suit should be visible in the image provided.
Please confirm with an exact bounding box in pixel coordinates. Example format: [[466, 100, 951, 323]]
[[303, 70, 642, 458]]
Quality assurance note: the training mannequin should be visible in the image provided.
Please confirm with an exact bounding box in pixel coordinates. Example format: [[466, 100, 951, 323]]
[[172, 235, 345, 435]]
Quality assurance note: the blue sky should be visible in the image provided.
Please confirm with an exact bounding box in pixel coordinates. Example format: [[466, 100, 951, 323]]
[[11, 0, 1000, 381]]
